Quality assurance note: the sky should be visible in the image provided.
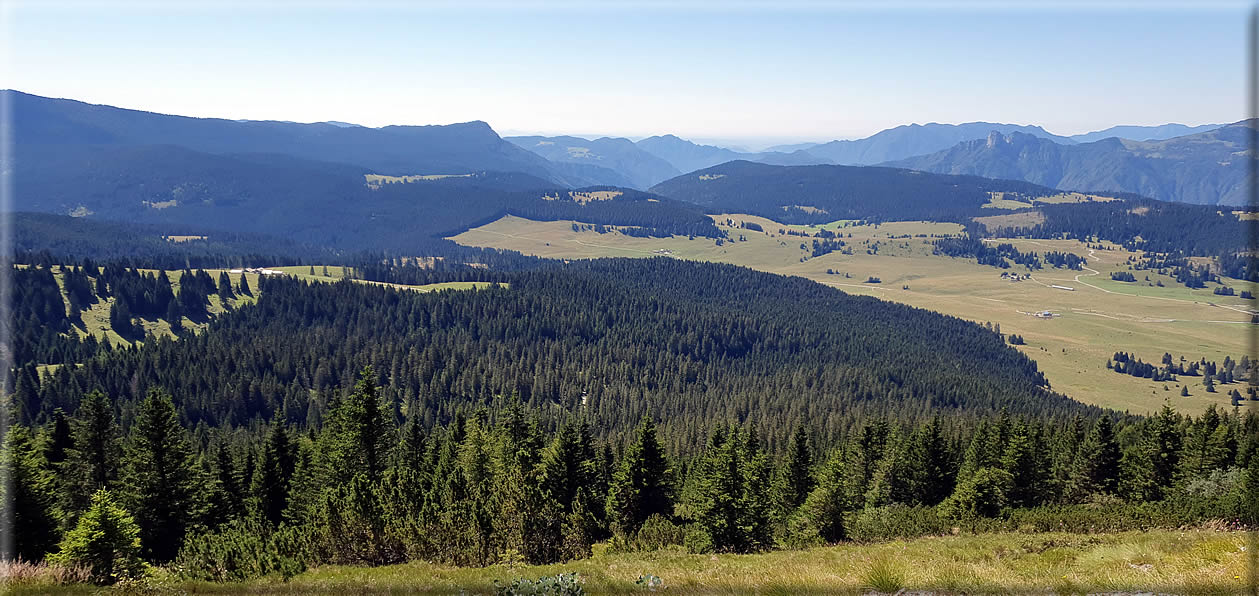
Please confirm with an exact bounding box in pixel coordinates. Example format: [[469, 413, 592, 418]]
[[2, 1, 1251, 149]]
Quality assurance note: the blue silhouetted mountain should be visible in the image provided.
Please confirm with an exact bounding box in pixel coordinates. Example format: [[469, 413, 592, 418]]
[[1068, 123, 1223, 143], [886, 122, 1254, 206], [649, 160, 1063, 224], [506, 135, 681, 189]]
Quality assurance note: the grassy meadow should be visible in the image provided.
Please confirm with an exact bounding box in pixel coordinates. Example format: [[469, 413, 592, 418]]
[[43, 265, 497, 350], [7, 529, 1254, 595], [450, 214, 1255, 415]]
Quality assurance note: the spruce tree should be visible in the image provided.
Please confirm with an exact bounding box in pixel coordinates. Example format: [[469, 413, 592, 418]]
[[1, 427, 60, 561], [540, 417, 597, 516], [218, 272, 234, 298], [121, 389, 206, 562], [50, 489, 145, 585], [321, 368, 393, 484], [789, 448, 848, 544], [251, 419, 297, 527], [915, 416, 954, 506], [46, 408, 73, 466], [1067, 416, 1121, 500], [772, 425, 815, 516], [606, 416, 672, 535], [61, 390, 122, 522]]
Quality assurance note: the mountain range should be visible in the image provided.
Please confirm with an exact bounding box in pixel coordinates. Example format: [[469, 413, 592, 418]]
[[6, 89, 1244, 227], [509, 122, 1236, 200], [885, 122, 1253, 206]]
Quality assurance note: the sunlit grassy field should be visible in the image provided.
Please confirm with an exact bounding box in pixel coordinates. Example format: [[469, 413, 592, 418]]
[[40, 266, 497, 352], [8, 529, 1253, 595], [450, 214, 1255, 416]]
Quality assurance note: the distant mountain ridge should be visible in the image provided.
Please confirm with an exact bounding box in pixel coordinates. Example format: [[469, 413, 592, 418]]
[[1068, 123, 1223, 143], [505, 135, 680, 189], [648, 159, 1064, 224], [4, 90, 582, 184], [802, 122, 1076, 165], [884, 121, 1253, 206]]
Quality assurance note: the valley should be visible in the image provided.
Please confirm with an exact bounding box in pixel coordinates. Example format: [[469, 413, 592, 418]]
[[452, 213, 1254, 415]]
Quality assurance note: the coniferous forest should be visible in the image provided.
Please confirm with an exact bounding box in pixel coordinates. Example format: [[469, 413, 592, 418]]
[[3, 256, 1258, 585]]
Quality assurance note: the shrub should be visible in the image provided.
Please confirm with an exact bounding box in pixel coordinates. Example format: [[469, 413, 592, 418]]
[[939, 467, 1013, 521], [847, 504, 950, 542], [683, 528, 715, 554], [49, 489, 145, 585], [607, 514, 686, 553], [175, 520, 308, 582], [494, 572, 585, 595]]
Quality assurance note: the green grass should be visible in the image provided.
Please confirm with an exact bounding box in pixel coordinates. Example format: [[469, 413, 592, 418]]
[[449, 215, 1253, 416], [8, 530, 1251, 594]]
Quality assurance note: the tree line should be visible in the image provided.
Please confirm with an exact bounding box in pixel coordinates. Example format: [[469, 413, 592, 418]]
[[4, 376, 1256, 584]]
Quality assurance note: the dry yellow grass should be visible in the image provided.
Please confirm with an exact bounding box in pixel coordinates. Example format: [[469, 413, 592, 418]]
[[12, 529, 1249, 595], [450, 215, 1254, 415]]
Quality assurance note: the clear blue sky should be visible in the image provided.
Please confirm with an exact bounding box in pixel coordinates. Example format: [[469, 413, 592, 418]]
[[3, 1, 1250, 148]]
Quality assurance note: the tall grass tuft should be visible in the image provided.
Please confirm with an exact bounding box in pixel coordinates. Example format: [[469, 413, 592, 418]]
[[0, 559, 92, 586], [860, 557, 905, 594]]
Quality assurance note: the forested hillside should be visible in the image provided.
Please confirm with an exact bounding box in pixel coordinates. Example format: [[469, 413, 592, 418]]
[[16, 259, 1067, 445], [649, 160, 1063, 224], [11, 143, 723, 255]]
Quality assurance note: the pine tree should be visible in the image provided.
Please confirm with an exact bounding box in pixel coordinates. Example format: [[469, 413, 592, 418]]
[[1067, 416, 1121, 500], [864, 430, 917, 508], [165, 300, 183, 334], [207, 441, 245, 526], [1001, 420, 1046, 508], [46, 408, 73, 466], [50, 489, 145, 585], [320, 368, 394, 484], [61, 391, 122, 523], [606, 416, 672, 535], [1242, 451, 1259, 526], [915, 416, 954, 506], [772, 425, 815, 517], [788, 448, 848, 544], [251, 419, 297, 527], [842, 419, 889, 507], [1, 427, 60, 561], [540, 417, 597, 516], [121, 389, 206, 562], [218, 272, 235, 298]]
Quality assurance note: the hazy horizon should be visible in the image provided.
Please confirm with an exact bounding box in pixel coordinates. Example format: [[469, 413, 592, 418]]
[[5, 2, 1247, 147]]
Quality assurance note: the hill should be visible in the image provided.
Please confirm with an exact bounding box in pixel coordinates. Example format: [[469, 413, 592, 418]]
[[803, 122, 1076, 165], [634, 135, 824, 173], [10, 137, 721, 255], [648, 160, 1063, 223], [4, 90, 571, 184], [886, 122, 1254, 206], [1069, 122, 1223, 143], [506, 135, 681, 189]]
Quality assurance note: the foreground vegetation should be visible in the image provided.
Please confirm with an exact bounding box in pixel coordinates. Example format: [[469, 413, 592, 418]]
[[5, 529, 1253, 594]]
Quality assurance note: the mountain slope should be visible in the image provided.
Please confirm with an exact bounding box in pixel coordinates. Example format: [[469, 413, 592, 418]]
[[634, 135, 830, 173], [1069, 123, 1223, 143], [887, 122, 1253, 206], [804, 122, 1076, 165], [9, 140, 719, 253], [506, 135, 681, 188], [649, 160, 1061, 224], [5, 90, 568, 183]]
